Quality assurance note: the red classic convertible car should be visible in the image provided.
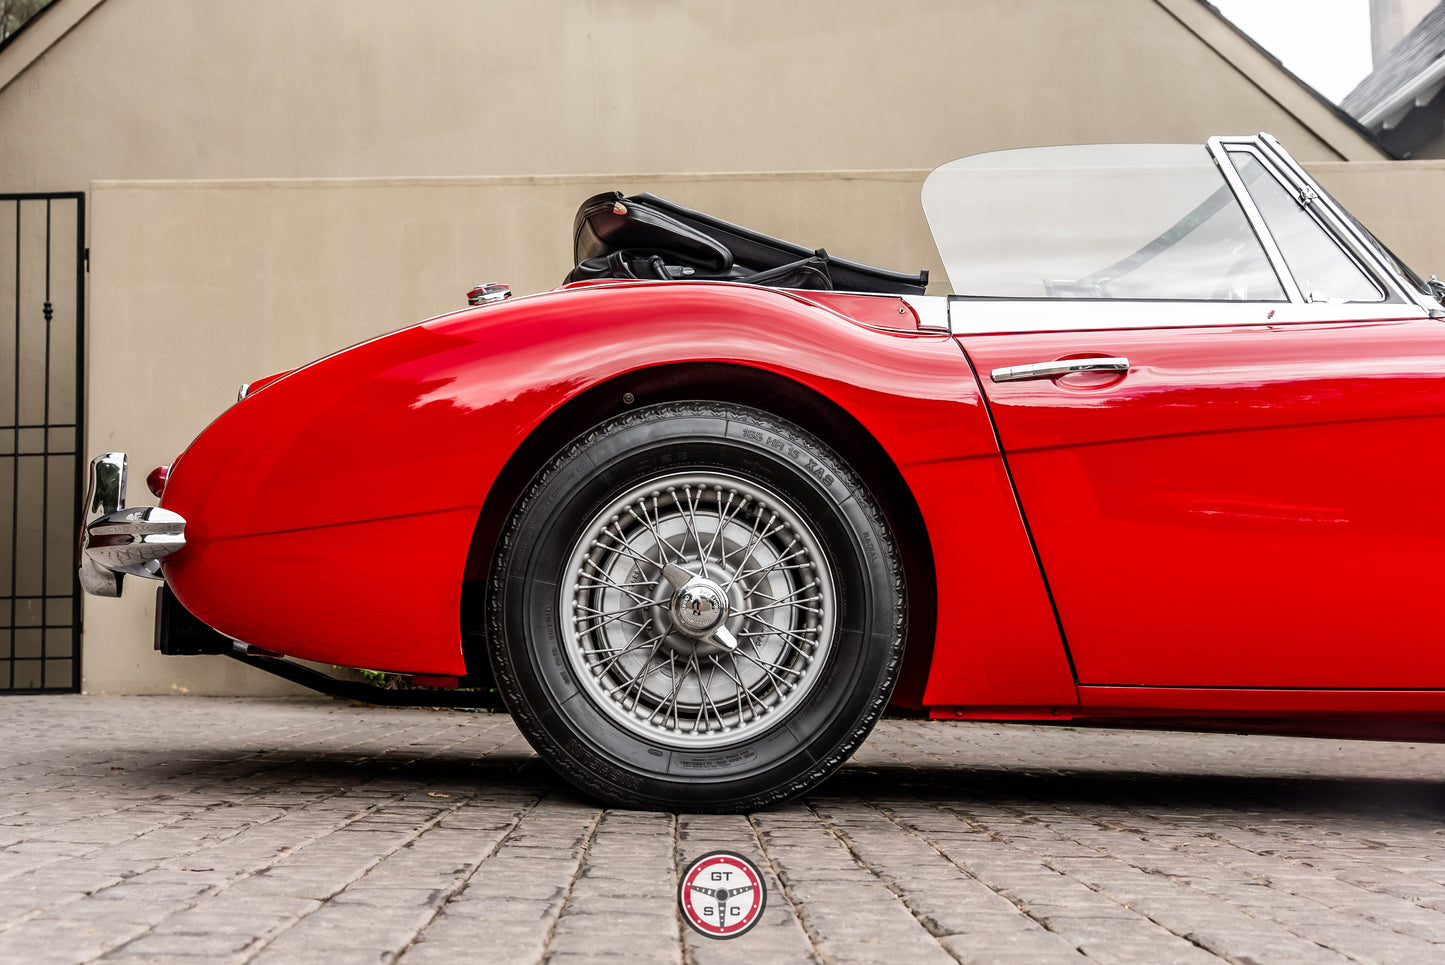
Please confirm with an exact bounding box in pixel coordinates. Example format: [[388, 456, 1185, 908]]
[[80, 134, 1445, 811]]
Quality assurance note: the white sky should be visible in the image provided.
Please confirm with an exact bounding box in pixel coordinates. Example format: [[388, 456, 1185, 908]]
[[1211, 0, 1374, 102]]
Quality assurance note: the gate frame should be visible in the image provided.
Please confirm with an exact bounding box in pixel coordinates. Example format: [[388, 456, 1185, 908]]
[[2, 190, 85, 694]]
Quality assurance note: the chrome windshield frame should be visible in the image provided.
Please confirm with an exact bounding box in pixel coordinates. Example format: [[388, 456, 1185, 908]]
[[1209, 133, 1429, 311], [1259, 131, 1441, 315], [1204, 136, 1303, 303], [1220, 141, 1388, 304]]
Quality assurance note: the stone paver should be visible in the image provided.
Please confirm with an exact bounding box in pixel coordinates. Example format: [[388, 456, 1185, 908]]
[[0, 696, 1444, 964]]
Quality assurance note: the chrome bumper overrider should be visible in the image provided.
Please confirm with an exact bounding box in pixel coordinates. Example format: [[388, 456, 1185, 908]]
[[78, 452, 187, 598]]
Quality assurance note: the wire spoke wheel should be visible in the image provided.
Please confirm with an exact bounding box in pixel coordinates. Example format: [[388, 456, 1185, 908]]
[[489, 402, 903, 811], [564, 472, 836, 748]]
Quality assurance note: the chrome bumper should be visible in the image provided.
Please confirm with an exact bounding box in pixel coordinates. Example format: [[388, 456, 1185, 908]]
[[78, 452, 187, 598]]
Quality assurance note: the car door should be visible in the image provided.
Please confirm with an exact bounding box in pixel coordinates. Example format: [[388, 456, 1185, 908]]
[[960, 312, 1445, 689], [929, 138, 1445, 689]]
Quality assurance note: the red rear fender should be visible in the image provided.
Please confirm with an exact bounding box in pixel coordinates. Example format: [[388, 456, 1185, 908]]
[[160, 283, 1072, 696]]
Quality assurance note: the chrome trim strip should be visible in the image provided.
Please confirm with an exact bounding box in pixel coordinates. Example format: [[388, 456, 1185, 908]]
[[900, 294, 950, 331], [991, 357, 1129, 383], [78, 452, 187, 598], [1206, 136, 1303, 304], [947, 297, 1428, 335]]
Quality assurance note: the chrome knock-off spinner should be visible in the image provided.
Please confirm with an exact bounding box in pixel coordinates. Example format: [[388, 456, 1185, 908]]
[[661, 562, 738, 653]]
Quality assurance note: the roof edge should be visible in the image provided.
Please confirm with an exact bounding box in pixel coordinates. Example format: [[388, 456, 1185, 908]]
[[1155, 0, 1395, 161], [0, 0, 55, 57], [0, 0, 106, 96], [1356, 55, 1445, 129]]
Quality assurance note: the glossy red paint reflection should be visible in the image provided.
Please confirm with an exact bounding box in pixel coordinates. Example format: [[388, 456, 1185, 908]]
[[160, 283, 1071, 693], [960, 318, 1445, 689], [154, 278, 1445, 723]]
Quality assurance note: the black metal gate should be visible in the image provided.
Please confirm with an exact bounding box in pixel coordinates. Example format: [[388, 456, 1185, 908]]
[[1, 193, 85, 693]]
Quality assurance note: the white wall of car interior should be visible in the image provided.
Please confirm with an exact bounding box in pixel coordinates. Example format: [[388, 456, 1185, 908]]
[[3, 0, 1442, 694]]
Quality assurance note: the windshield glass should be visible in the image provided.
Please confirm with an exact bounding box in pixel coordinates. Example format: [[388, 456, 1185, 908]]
[[922, 144, 1286, 301]]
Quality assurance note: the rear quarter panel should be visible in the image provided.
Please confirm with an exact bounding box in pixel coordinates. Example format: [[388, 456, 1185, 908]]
[[161, 283, 1072, 698]]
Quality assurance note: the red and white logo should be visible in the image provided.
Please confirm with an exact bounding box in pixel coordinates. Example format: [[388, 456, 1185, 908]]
[[678, 850, 767, 939]]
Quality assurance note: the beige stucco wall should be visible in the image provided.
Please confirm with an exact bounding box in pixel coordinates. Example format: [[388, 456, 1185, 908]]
[[0, 0, 1382, 197], [1309, 160, 1445, 277]]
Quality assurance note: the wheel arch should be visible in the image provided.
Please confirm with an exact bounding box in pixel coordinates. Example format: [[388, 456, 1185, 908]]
[[460, 360, 937, 709]]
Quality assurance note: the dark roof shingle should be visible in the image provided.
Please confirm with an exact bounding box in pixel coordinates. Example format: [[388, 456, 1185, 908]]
[[1343, 2, 1445, 119]]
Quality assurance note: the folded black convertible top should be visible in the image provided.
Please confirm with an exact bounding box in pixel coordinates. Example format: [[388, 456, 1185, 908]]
[[567, 191, 929, 295]]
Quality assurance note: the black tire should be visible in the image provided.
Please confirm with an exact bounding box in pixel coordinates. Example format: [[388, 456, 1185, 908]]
[[488, 402, 904, 811]]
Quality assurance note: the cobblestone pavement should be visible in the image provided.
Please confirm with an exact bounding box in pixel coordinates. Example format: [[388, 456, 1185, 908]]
[[1, 696, 1444, 964]]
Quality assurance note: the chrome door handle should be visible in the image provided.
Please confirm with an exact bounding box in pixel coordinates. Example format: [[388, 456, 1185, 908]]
[[990, 357, 1130, 383]]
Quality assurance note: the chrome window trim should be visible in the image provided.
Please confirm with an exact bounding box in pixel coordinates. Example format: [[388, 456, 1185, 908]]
[[1214, 140, 1392, 305], [1258, 131, 1440, 315], [1205, 136, 1302, 303], [1240, 133, 1422, 307], [945, 296, 1428, 335]]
